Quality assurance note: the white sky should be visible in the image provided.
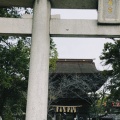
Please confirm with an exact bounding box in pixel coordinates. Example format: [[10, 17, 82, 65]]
[[51, 9, 113, 71]]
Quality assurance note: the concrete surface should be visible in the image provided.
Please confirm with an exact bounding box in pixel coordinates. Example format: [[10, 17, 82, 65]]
[[25, 0, 51, 120], [0, 17, 120, 37], [98, 0, 120, 24]]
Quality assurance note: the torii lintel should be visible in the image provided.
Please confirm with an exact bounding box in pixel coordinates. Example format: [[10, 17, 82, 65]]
[[0, 0, 97, 9]]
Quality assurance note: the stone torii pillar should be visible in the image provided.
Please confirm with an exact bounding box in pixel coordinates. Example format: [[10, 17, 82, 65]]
[[26, 0, 51, 120], [0, 0, 120, 120]]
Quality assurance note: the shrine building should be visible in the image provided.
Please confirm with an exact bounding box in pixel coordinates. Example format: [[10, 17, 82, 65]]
[[49, 59, 107, 120]]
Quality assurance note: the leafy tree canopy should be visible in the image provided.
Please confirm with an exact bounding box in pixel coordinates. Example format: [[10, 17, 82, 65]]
[[0, 7, 58, 120], [100, 39, 120, 101], [0, 37, 30, 120]]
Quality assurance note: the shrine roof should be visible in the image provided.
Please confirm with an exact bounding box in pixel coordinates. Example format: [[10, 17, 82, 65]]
[[0, 0, 98, 9], [49, 59, 107, 94], [51, 59, 99, 74]]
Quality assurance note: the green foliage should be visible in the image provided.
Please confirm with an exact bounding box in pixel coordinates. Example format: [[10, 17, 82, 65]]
[[0, 38, 58, 119], [49, 38, 58, 71], [96, 96, 107, 114], [0, 7, 32, 18], [100, 39, 120, 102], [0, 38, 30, 119], [100, 40, 120, 76], [0, 7, 20, 18], [0, 37, 58, 119], [0, 7, 57, 120]]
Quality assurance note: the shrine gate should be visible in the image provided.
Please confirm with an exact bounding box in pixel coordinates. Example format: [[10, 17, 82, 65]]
[[0, 0, 120, 120]]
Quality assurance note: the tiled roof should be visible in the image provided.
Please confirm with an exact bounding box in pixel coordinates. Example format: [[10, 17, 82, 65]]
[[51, 59, 98, 73], [49, 59, 107, 106], [49, 59, 106, 92]]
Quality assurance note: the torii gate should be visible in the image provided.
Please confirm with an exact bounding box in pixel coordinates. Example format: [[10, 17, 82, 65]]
[[0, 0, 120, 120]]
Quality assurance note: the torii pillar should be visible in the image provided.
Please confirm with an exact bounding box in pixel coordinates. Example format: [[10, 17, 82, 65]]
[[0, 0, 120, 120], [26, 0, 50, 120]]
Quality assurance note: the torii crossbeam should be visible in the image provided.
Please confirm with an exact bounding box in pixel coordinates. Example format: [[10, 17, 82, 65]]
[[0, 17, 120, 37], [0, 0, 98, 8], [0, 0, 119, 120]]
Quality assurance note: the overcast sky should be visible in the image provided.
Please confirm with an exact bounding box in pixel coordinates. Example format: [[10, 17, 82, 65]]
[[51, 9, 113, 70]]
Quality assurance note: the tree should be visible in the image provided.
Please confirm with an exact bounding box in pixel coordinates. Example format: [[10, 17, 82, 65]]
[[0, 37, 30, 120], [0, 7, 31, 120], [49, 38, 58, 71], [48, 72, 107, 119], [100, 39, 120, 104], [0, 38, 58, 120], [0, 7, 58, 120]]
